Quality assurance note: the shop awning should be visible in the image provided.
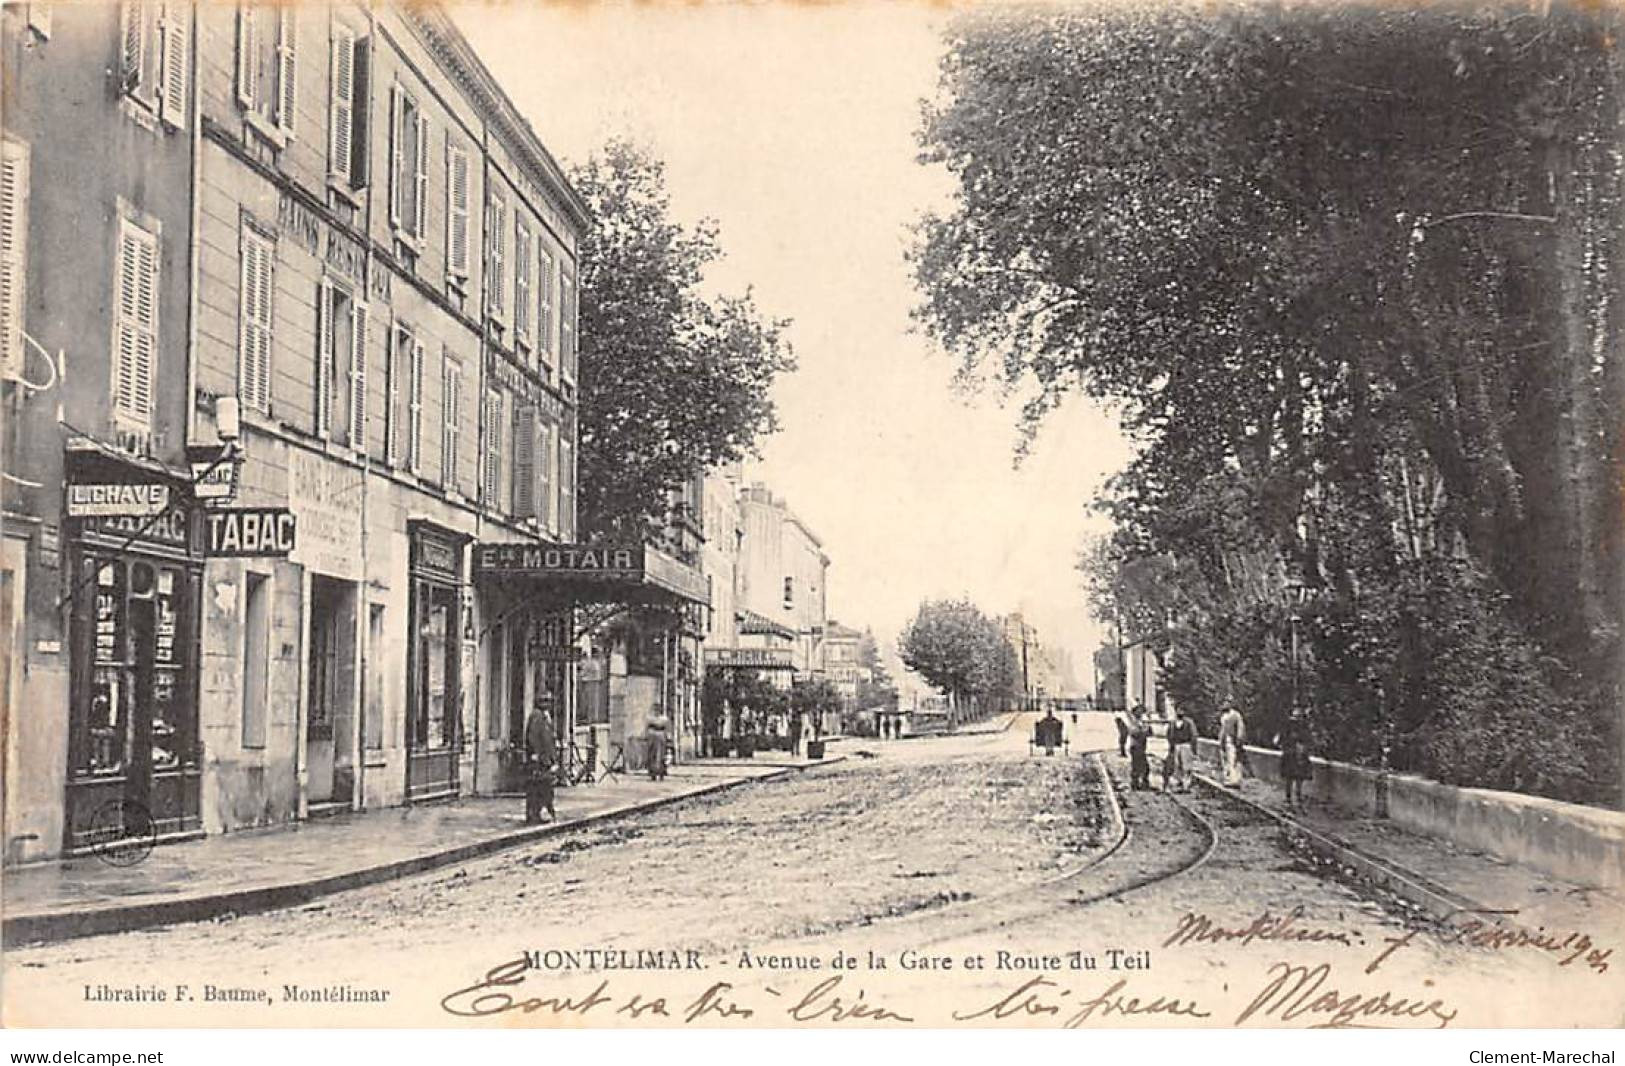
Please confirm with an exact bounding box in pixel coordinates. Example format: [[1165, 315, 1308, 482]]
[[738, 608, 795, 640], [472, 541, 709, 608]]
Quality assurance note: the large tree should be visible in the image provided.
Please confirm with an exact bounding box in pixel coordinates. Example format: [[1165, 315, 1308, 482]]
[[914, 5, 1624, 802], [573, 141, 795, 539], [898, 599, 1021, 714]]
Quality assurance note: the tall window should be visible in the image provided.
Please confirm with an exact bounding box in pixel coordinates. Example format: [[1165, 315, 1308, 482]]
[[514, 222, 532, 350], [446, 144, 471, 291], [441, 354, 462, 490], [316, 279, 366, 447], [389, 86, 428, 244], [237, 220, 273, 414], [407, 328, 425, 473], [121, 2, 188, 128], [386, 322, 415, 468], [327, 24, 369, 194], [114, 216, 160, 429], [1, 138, 30, 382], [236, 4, 296, 140], [539, 420, 554, 532]]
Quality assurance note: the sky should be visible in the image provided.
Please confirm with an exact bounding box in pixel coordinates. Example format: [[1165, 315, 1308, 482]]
[[453, 3, 1136, 693]]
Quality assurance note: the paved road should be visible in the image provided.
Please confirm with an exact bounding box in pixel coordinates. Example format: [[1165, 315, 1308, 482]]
[[4, 713, 1617, 1028]]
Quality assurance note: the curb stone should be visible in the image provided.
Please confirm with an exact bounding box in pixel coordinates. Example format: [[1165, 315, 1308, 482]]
[[4, 759, 839, 948]]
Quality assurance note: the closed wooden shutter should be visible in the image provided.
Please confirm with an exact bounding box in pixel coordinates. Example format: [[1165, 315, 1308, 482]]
[[388, 86, 402, 229], [159, 2, 188, 128], [514, 223, 531, 342], [447, 144, 469, 282], [442, 355, 461, 489], [539, 420, 554, 531], [275, 7, 296, 135], [316, 278, 335, 437], [122, 1, 147, 92], [115, 220, 160, 424], [537, 250, 553, 366], [560, 270, 576, 384], [413, 113, 429, 240], [349, 300, 368, 451], [235, 3, 256, 108], [487, 198, 505, 318], [0, 140, 29, 383], [238, 225, 273, 413], [408, 335, 425, 472], [386, 327, 404, 467], [560, 428, 574, 538], [329, 27, 355, 184], [481, 389, 502, 507], [512, 404, 535, 518]]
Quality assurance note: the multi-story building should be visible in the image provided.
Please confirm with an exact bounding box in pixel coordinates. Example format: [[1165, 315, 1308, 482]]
[[2, 2, 591, 862], [736, 483, 827, 677], [820, 620, 866, 708]]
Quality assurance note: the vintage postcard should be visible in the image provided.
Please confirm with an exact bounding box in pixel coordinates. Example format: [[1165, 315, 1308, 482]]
[[1, 0, 1622, 1038]]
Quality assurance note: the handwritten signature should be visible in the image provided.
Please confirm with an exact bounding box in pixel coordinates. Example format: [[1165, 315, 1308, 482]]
[[440, 957, 913, 1024]]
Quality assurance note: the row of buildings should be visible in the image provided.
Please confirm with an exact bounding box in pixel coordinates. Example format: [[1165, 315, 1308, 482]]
[[0, 2, 728, 864]]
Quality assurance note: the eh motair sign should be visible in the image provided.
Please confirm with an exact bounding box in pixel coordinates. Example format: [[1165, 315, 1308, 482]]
[[475, 543, 642, 580], [206, 508, 296, 557], [67, 482, 171, 518]]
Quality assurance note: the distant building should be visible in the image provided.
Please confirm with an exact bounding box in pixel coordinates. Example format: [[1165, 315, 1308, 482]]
[[820, 619, 867, 707]]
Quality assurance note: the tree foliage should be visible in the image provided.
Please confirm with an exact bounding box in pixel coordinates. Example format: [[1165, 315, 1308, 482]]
[[898, 598, 1022, 707], [573, 141, 796, 539], [915, 5, 1624, 803]]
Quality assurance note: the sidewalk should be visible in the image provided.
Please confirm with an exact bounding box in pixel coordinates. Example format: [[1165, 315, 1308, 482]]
[[1140, 746, 1620, 934], [2, 754, 843, 948]]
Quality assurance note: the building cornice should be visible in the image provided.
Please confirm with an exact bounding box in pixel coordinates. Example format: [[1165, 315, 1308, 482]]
[[403, 6, 593, 235]]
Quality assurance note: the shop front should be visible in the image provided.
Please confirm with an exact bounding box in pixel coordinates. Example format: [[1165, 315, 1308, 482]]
[[405, 520, 471, 803], [471, 542, 707, 782], [62, 446, 203, 853]]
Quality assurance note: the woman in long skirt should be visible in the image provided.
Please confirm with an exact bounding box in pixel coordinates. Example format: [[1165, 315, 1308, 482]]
[[1218, 706, 1247, 786]]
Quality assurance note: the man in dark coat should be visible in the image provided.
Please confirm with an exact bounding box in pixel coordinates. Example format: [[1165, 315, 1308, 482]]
[[524, 694, 558, 824]]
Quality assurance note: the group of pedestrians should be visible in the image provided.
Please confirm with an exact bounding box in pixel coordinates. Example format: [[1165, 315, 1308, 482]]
[[1112, 701, 1314, 806]]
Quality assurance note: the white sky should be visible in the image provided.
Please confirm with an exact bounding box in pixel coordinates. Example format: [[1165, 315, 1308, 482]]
[[454, 3, 1135, 691]]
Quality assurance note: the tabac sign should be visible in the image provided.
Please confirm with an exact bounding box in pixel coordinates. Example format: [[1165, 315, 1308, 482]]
[[205, 508, 296, 557], [474, 543, 643, 581]]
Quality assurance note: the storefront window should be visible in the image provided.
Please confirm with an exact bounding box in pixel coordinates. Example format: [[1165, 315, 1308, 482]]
[[411, 580, 459, 751]]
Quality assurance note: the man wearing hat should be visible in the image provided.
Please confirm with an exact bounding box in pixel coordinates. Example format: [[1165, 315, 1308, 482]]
[[524, 692, 558, 824]]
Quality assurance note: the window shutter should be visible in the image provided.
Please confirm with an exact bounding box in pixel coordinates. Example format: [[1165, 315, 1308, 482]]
[[121, 1, 147, 92], [560, 428, 574, 538], [275, 7, 296, 135], [442, 355, 461, 488], [537, 250, 553, 364], [329, 27, 355, 184], [349, 300, 368, 451], [481, 389, 501, 507], [512, 404, 535, 519], [316, 278, 334, 437], [413, 113, 429, 240], [349, 41, 370, 189], [238, 226, 273, 413], [235, 3, 256, 108], [0, 140, 29, 383], [115, 222, 158, 424], [560, 270, 576, 383], [159, 3, 187, 127], [408, 336, 424, 472], [447, 145, 469, 282], [539, 420, 554, 531], [386, 328, 403, 467], [488, 198, 505, 318], [514, 223, 531, 341], [388, 86, 402, 229]]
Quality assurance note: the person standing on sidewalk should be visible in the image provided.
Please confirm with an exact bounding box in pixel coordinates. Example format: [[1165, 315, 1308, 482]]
[[1277, 710, 1312, 808], [524, 694, 558, 824], [789, 711, 804, 757], [1166, 708, 1197, 792], [647, 709, 670, 780], [1218, 704, 1248, 787], [1114, 709, 1131, 757]]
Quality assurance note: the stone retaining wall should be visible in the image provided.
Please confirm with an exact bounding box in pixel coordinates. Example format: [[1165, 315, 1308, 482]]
[[1190, 737, 1625, 888]]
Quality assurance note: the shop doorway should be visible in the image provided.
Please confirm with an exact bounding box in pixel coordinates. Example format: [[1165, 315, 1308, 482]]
[[305, 575, 357, 810]]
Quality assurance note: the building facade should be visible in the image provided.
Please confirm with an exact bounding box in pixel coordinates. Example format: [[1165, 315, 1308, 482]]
[[2, 2, 590, 863]]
